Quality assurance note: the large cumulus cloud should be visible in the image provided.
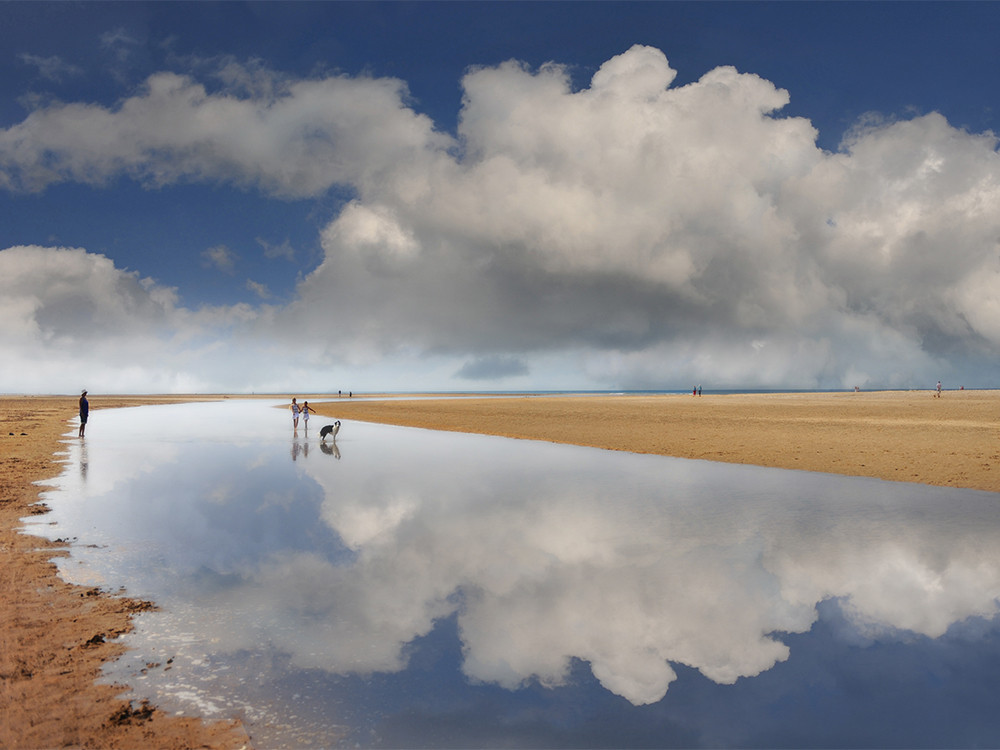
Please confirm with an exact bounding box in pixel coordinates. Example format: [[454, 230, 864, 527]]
[[294, 46, 1000, 389], [0, 245, 263, 392], [2, 45, 999, 391]]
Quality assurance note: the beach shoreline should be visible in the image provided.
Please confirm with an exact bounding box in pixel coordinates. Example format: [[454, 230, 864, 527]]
[[0, 395, 249, 750], [2, 390, 998, 747]]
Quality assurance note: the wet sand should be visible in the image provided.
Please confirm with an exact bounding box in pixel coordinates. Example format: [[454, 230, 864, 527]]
[[3, 390, 998, 747]]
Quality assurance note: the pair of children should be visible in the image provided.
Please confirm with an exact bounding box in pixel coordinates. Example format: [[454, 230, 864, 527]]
[[290, 397, 316, 427]]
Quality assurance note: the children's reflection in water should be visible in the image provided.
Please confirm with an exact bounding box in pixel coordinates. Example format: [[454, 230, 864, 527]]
[[292, 435, 340, 460]]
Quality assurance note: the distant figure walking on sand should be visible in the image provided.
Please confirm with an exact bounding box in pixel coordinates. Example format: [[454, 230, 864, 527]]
[[78, 390, 89, 437], [936, 381, 942, 398], [302, 400, 315, 427], [291, 397, 300, 428]]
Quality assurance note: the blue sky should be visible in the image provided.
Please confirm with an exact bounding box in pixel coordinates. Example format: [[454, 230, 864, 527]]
[[1, 2, 999, 394]]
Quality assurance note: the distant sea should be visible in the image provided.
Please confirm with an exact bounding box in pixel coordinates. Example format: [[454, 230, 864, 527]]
[[355, 388, 935, 397], [255, 386, 991, 398]]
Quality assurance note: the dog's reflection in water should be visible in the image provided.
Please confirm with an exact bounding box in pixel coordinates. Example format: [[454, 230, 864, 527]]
[[318, 421, 341, 458]]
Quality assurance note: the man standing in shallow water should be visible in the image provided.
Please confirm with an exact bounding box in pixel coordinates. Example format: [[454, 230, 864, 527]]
[[78, 389, 89, 437]]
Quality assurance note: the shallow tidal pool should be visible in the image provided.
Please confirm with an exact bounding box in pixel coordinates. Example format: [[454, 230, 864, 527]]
[[28, 398, 1000, 748]]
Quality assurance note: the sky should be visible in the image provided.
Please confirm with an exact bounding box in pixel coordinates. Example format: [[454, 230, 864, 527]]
[[1, 1, 999, 394]]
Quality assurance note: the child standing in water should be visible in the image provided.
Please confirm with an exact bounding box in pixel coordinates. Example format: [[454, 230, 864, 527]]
[[302, 401, 315, 428], [290, 397, 300, 428]]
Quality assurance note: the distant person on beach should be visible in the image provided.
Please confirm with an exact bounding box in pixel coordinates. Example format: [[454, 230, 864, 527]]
[[302, 400, 315, 427], [291, 397, 300, 427], [78, 390, 89, 437], [936, 381, 942, 398]]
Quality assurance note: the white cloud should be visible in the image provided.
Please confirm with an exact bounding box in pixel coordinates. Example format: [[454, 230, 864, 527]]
[[18, 53, 83, 83], [246, 279, 272, 299], [256, 236, 295, 261], [201, 244, 238, 274], [0, 67, 451, 197], [99, 27, 140, 63], [2, 46, 1000, 390], [287, 46, 1000, 388], [0, 245, 274, 393]]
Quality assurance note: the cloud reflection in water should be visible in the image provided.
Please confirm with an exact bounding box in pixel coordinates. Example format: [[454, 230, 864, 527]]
[[33, 400, 1000, 744]]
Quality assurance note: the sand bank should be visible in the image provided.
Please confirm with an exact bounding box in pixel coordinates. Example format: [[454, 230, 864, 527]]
[[311, 390, 1000, 494]]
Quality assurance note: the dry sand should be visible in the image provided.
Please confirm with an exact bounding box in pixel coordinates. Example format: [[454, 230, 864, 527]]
[[3, 389, 998, 747], [310, 389, 1000, 493]]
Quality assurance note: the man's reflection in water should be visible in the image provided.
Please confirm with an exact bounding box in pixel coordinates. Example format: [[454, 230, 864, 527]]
[[79, 439, 88, 482]]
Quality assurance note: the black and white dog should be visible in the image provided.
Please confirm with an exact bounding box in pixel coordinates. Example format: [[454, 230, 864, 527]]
[[319, 421, 341, 441]]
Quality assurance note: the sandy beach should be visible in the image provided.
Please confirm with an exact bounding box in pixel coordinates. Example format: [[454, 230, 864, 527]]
[[310, 389, 1000, 493], [2, 390, 998, 747]]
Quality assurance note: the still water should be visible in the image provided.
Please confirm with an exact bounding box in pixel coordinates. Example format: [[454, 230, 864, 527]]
[[28, 399, 1000, 748]]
